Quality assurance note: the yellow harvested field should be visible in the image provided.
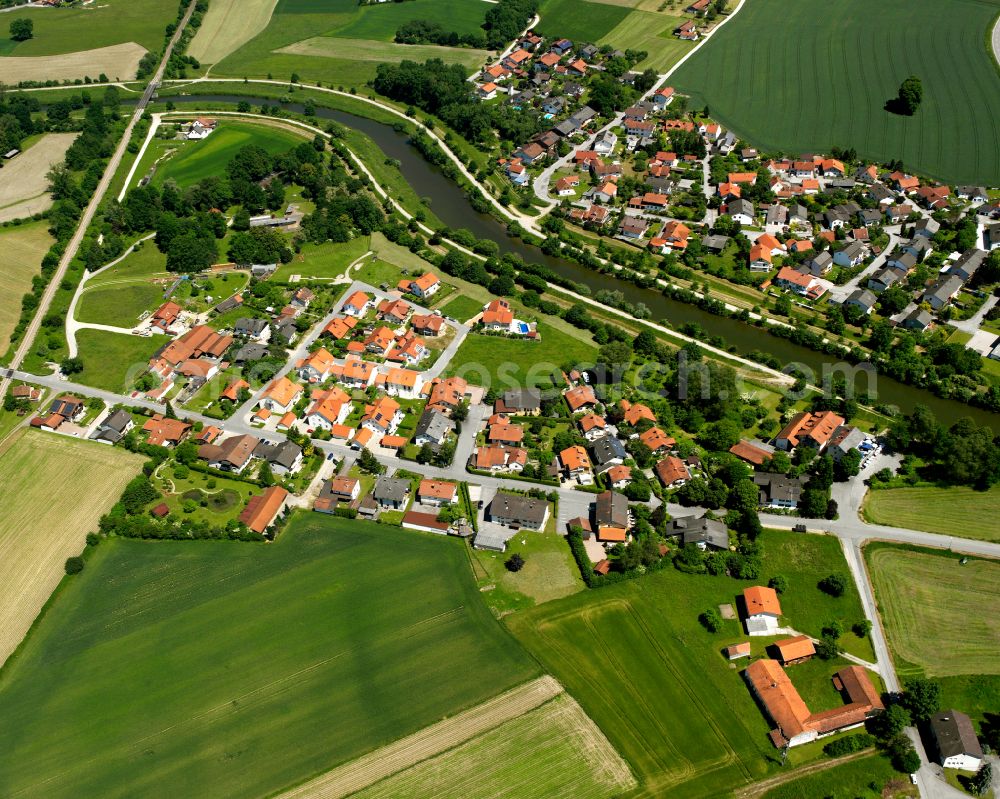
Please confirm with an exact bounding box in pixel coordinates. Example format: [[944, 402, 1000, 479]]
[[0, 222, 53, 353], [188, 0, 279, 64], [276, 676, 564, 799], [0, 42, 146, 84], [0, 133, 77, 224], [276, 37, 488, 70], [868, 547, 1000, 678], [0, 430, 143, 667], [352, 693, 636, 799]]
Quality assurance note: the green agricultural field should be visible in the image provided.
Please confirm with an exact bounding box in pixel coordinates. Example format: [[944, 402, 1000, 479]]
[[761, 530, 876, 662], [446, 323, 598, 390], [152, 121, 308, 188], [863, 484, 1000, 542], [73, 330, 163, 393], [506, 567, 778, 799], [535, 0, 631, 42], [350, 693, 635, 799], [0, 222, 53, 355], [598, 10, 694, 72], [670, 0, 1000, 184], [866, 543, 1000, 725], [274, 237, 371, 281], [471, 530, 585, 616], [0, 516, 539, 799], [760, 753, 903, 799], [0, 0, 175, 56], [213, 0, 490, 88]]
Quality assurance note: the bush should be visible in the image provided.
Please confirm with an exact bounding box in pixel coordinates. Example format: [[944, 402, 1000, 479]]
[[815, 634, 839, 659], [65, 556, 85, 575], [818, 573, 847, 597], [505, 553, 525, 572], [85, 533, 100, 547], [822, 733, 875, 757], [699, 608, 723, 632], [852, 619, 872, 638], [768, 574, 788, 594]]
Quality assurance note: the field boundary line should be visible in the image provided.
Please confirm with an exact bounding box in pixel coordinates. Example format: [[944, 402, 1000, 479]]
[[732, 749, 871, 799], [271, 675, 563, 799]]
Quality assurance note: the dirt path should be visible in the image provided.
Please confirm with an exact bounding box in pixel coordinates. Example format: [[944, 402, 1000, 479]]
[[274, 676, 563, 799], [733, 750, 870, 799]]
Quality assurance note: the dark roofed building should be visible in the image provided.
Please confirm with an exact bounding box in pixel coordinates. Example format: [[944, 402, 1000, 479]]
[[487, 491, 550, 530], [929, 710, 984, 771], [591, 434, 627, 466], [754, 472, 807, 509], [669, 515, 729, 550], [254, 439, 303, 474], [373, 476, 410, 509], [495, 387, 542, 415]]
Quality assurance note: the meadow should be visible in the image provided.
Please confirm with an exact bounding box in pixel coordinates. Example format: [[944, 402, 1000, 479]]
[[866, 543, 1000, 725], [187, 0, 281, 65], [274, 236, 371, 281], [0, 430, 143, 666], [598, 9, 694, 72], [760, 753, 903, 799], [670, 0, 1000, 184], [0, 133, 76, 223], [73, 329, 164, 393], [863, 484, 1000, 542], [0, 515, 540, 799], [213, 0, 491, 87], [0, 222, 53, 354], [77, 282, 166, 329], [151, 121, 308, 188], [535, 0, 631, 42]]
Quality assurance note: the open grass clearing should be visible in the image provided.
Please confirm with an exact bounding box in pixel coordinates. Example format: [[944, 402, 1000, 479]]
[[274, 236, 371, 281], [76, 283, 166, 328], [471, 530, 585, 617], [188, 0, 281, 64], [758, 752, 909, 799], [73, 329, 163, 393], [863, 484, 1000, 542], [0, 0, 174, 56], [348, 692, 635, 799], [0, 515, 539, 799], [0, 430, 143, 667], [0, 133, 76, 223], [274, 36, 488, 70], [440, 295, 484, 323], [152, 120, 309, 189], [0, 222, 53, 354], [0, 42, 147, 84], [866, 544, 1000, 679], [670, 0, 1000, 184], [153, 462, 257, 525]]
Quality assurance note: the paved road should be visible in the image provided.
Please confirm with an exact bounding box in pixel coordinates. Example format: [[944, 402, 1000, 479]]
[[993, 12, 1000, 70], [949, 293, 998, 335], [0, 0, 197, 401], [825, 232, 900, 303]]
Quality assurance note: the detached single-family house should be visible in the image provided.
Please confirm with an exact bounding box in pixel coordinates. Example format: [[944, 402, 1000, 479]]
[[929, 711, 984, 772], [655, 455, 690, 488], [833, 241, 866, 268], [743, 585, 781, 635], [727, 199, 755, 225], [418, 479, 458, 506], [341, 290, 372, 317], [259, 376, 302, 414], [922, 275, 963, 310], [373, 476, 410, 509], [413, 408, 455, 447]]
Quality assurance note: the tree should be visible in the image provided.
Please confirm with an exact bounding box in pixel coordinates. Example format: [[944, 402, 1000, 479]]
[[818, 573, 847, 597], [887, 734, 921, 774], [852, 619, 873, 638], [768, 575, 788, 594], [505, 553, 525, 572], [901, 677, 941, 722], [888, 75, 923, 116], [358, 447, 384, 475], [65, 556, 84, 575], [868, 703, 910, 740], [258, 460, 275, 486], [9, 18, 33, 41], [969, 763, 992, 797], [699, 607, 723, 632], [815, 634, 839, 659], [60, 356, 84, 375]]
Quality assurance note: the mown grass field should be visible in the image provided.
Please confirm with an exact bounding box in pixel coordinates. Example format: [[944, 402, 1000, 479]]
[[73, 329, 164, 393], [0, 133, 76, 223], [761, 530, 875, 662], [0, 222, 53, 354], [350, 693, 635, 799], [0, 516, 539, 799], [760, 753, 904, 799], [0, 0, 174, 56], [213, 0, 490, 88], [598, 9, 694, 72], [863, 484, 1000, 542], [670, 0, 1000, 184], [152, 121, 308, 188], [866, 543, 1000, 726], [77, 282, 165, 328], [535, 0, 631, 41], [440, 295, 484, 323], [187, 0, 281, 64], [0, 430, 143, 667], [274, 236, 371, 281]]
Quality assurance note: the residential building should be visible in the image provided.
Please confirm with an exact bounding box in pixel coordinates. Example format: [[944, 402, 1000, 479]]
[[743, 585, 782, 634], [488, 492, 550, 530], [341, 290, 372, 317], [564, 385, 597, 412], [594, 490, 629, 542], [401, 272, 441, 300], [669, 515, 728, 550], [495, 387, 542, 415], [239, 486, 288, 535], [922, 275, 963, 310], [414, 408, 455, 447], [255, 440, 303, 475], [93, 409, 134, 444], [655, 455, 690, 488], [591, 434, 627, 467], [142, 415, 190, 447], [929, 710, 984, 772], [259, 376, 303, 414], [360, 396, 403, 435], [296, 348, 336, 383], [426, 376, 468, 415], [199, 434, 260, 473], [418, 479, 458, 506], [373, 476, 410, 509], [775, 410, 845, 451], [559, 445, 591, 477], [234, 317, 270, 341], [754, 472, 807, 509]]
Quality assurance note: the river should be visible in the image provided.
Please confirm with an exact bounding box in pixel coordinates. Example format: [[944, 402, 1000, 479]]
[[154, 94, 998, 429]]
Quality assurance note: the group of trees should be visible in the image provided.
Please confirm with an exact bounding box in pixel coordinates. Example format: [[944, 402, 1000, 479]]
[[0, 93, 40, 154], [395, 19, 486, 48], [481, 0, 537, 50]]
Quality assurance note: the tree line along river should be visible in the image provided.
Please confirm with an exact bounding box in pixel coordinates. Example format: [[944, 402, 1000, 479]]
[[139, 94, 999, 429]]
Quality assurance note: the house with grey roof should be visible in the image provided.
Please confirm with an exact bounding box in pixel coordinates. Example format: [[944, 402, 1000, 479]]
[[922, 275, 963, 310], [886, 251, 917, 273], [765, 204, 788, 227], [843, 288, 877, 315], [788, 205, 810, 225], [413, 408, 455, 447], [669, 515, 729, 550], [727, 199, 755, 225], [754, 472, 807, 509], [486, 492, 550, 531], [833, 241, 866, 268], [900, 307, 933, 331], [496, 388, 541, 415], [233, 342, 268, 365], [591, 434, 627, 466], [956, 185, 988, 205], [867, 267, 903, 293], [900, 238, 933, 260], [594, 489, 629, 533], [373, 476, 410, 509], [950, 249, 986, 282], [912, 217, 939, 238], [702, 234, 730, 253], [255, 440, 303, 474], [93, 409, 134, 444], [804, 250, 833, 276], [986, 223, 1000, 251], [828, 425, 865, 462], [856, 208, 882, 227], [929, 710, 983, 772]]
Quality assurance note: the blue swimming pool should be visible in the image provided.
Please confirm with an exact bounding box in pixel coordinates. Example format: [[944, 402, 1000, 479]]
[[516, 322, 530, 334]]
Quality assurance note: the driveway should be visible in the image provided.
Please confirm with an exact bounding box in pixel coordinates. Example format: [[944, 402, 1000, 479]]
[[825, 232, 899, 303]]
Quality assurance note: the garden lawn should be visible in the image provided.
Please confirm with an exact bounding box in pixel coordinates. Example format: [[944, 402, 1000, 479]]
[[0, 515, 539, 799], [866, 543, 1000, 727], [760, 530, 876, 662], [670, 0, 1000, 184], [76, 283, 164, 328], [507, 569, 780, 799], [0, 222, 53, 354], [471, 530, 585, 617], [274, 237, 371, 281], [0, 431, 143, 667], [73, 330, 163, 393], [863, 484, 1000, 542], [154, 464, 257, 525], [440, 295, 484, 324], [445, 323, 597, 391], [152, 121, 308, 188], [0, 0, 175, 56], [86, 240, 169, 289]]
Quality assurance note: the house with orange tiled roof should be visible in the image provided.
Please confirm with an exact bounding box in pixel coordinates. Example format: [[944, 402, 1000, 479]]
[[150, 301, 182, 332], [651, 219, 691, 253], [749, 243, 773, 272], [774, 635, 816, 665], [564, 384, 597, 412], [239, 486, 288, 535], [220, 378, 250, 403], [488, 422, 524, 445], [303, 386, 351, 431], [364, 326, 396, 357], [276, 412, 297, 431], [296, 348, 336, 382], [154, 325, 233, 368], [361, 395, 402, 435], [376, 367, 422, 399], [342, 290, 372, 317], [475, 445, 527, 473], [484, 63, 511, 82], [322, 315, 357, 340], [578, 413, 606, 441], [426, 376, 468, 415], [418, 479, 458, 506], [775, 410, 845, 452], [142, 414, 191, 447], [477, 82, 498, 101], [559, 445, 591, 477], [400, 271, 440, 300], [743, 585, 782, 634], [411, 313, 444, 337], [655, 455, 690, 488], [639, 426, 675, 453], [729, 439, 774, 467], [604, 464, 632, 489], [331, 355, 377, 388], [774, 266, 824, 298], [259, 376, 302, 414], [386, 331, 427, 365], [377, 298, 410, 324], [621, 399, 656, 427], [481, 298, 514, 331]]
